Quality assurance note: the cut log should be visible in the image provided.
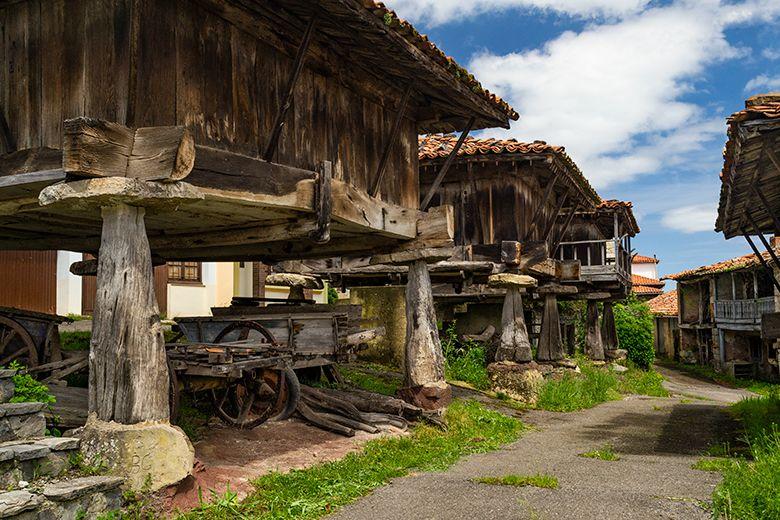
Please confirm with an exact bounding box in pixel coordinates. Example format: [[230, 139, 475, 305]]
[[398, 259, 451, 409], [537, 294, 564, 362], [494, 287, 532, 363], [319, 386, 423, 419], [487, 273, 537, 289], [405, 205, 455, 250], [345, 327, 386, 346], [126, 126, 195, 182], [586, 300, 605, 361], [89, 204, 169, 423], [601, 301, 619, 352], [296, 401, 354, 437]]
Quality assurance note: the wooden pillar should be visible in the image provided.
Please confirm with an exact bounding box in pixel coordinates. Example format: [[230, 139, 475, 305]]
[[89, 204, 169, 423], [566, 323, 577, 356], [399, 259, 451, 409], [586, 300, 605, 361], [495, 287, 532, 363], [537, 294, 564, 361], [601, 301, 619, 352]]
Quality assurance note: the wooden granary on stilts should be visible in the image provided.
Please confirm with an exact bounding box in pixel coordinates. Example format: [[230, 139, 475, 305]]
[[0, 0, 516, 489]]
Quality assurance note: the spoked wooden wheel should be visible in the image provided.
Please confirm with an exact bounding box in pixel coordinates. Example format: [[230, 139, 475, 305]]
[[0, 316, 38, 368], [210, 367, 300, 429], [213, 320, 276, 345]]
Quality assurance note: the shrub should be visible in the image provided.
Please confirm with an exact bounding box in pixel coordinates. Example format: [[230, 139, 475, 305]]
[[440, 323, 491, 390], [6, 361, 55, 404], [613, 296, 654, 368]]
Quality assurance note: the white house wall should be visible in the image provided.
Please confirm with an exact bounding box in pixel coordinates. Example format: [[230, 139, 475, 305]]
[[633, 263, 658, 280], [56, 251, 82, 315], [167, 262, 218, 318]]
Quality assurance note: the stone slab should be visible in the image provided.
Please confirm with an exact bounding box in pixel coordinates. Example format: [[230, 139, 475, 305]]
[[0, 413, 46, 442], [0, 370, 17, 380], [7, 443, 50, 461], [43, 476, 124, 502], [33, 437, 80, 451], [0, 381, 14, 404], [487, 273, 538, 289], [0, 490, 43, 518], [0, 403, 45, 417]]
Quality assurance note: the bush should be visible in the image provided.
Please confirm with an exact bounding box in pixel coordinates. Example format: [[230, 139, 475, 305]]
[[440, 323, 491, 390], [5, 361, 55, 404], [613, 296, 654, 368]]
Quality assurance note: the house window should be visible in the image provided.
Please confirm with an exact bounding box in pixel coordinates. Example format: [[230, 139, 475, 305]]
[[167, 262, 201, 284]]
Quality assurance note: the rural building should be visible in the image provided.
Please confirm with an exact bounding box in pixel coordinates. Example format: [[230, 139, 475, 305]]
[[631, 254, 665, 299], [648, 290, 679, 359]]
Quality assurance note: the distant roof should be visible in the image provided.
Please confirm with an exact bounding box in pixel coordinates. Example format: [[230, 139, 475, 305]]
[[366, 2, 518, 124], [633, 254, 659, 264], [632, 274, 664, 295], [647, 290, 678, 316], [597, 200, 640, 235], [665, 249, 776, 281], [632, 274, 664, 287], [418, 135, 600, 205]]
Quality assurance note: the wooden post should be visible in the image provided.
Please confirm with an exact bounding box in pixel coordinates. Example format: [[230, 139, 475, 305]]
[[420, 117, 475, 210], [495, 287, 532, 363], [371, 84, 413, 198], [398, 259, 451, 409], [601, 301, 619, 352], [537, 294, 564, 361], [586, 300, 605, 361], [89, 204, 169, 423]]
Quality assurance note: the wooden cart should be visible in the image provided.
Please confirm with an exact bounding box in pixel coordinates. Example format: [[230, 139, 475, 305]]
[[0, 306, 71, 368], [169, 304, 371, 428]]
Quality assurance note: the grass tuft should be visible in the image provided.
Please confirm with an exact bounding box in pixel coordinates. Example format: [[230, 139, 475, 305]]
[[692, 457, 736, 472], [579, 444, 620, 461], [338, 365, 400, 396], [475, 474, 558, 489]]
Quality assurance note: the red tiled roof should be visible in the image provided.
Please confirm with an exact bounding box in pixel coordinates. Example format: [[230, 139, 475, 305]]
[[366, 3, 518, 122], [418, 135, 600, 204], [632, 274, 664, 287], [665, 249, 777, 281], [598, 200, 640, 234], [647, 290, 678, 316], [633, 254, 659, 264]]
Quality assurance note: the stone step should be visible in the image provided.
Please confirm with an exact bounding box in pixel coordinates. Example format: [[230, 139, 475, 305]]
[[0, 438, 81, 488], [0, 403, 46, 442], [0, 476, 123, 519]]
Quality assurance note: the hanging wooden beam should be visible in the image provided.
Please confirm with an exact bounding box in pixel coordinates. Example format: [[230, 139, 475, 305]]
[[540, 192, 569, 242], [747, 212, 780, 270], [0, 106, 16, 154], [552, 204, 579, 256], [752, 184, 780, 233], [371, 84, 413, 198], [419, 117, 475, 210], [741, 227, 780, 294], [522, 172, 560, 242], [764, 135, 780, 175], [263, 17, 317, 162]]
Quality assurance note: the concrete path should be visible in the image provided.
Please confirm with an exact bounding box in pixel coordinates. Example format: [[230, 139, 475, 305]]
[[656, 364, 757, 404], [331, 367, 749, 520]]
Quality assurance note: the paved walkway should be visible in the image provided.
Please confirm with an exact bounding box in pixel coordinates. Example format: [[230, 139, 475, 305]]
[[331, 367, 749, 520]]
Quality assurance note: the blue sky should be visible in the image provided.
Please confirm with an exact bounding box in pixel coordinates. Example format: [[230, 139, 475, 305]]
[[384, 0, 780, 282]]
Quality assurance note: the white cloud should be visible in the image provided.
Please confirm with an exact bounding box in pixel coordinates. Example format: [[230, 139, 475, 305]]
[[661, 204, 718, 233], [763, 48, 780, 60], [384, 0, 650, 26], [745, 74, 780, 92], [465, 1, 779, 190]]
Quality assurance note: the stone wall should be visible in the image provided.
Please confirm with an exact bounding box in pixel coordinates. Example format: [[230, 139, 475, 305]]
[[349, 287, 407, 366]]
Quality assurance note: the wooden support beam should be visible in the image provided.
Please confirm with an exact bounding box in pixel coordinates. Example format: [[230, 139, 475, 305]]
[[494, 287, 532, 363], [746, 212, 780, 269], [0, 106, 16, 154], [522, 172, 559, 242], [398, 260, 451, 409], [740, 230, 780, 294], [540, 192, 569, 242], [419, 117, 475, 210], [537, 294, 564, 362], [309, 161, 333, 244], [371, 84, 413, 198], [601, 301, 619, 351], [90, 204, 169, 423], [263, 17, 317, 162], [552, 204, 580, 255], [751, 184, 780, 234], [586, 300, 605, 361]]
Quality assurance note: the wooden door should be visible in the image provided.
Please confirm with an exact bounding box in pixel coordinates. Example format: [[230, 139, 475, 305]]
[[0, 251, 58, 314], [82, 254, 168, 315]]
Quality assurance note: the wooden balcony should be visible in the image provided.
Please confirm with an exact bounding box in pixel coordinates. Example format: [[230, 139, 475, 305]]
[[714, 297, 775, 326], [557, 238, 631, 286]]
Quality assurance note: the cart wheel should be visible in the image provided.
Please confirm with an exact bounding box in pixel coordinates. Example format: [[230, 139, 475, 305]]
[[211, 367, 300, 429], [213, 320, 276, 345], [0, 316, 38, 368]]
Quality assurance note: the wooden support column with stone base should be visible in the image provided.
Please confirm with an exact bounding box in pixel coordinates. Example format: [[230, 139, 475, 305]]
[[586, 299, 605, 361], [488, 274, 538, 363], [601, 301, 618, 351], [536, 284, 577, 362]]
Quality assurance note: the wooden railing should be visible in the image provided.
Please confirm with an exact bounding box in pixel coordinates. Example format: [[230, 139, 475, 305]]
[[556, 238, 631, 282], [714, 297, 775, 324]]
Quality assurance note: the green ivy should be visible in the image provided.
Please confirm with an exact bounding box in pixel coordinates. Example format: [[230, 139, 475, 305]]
[[6, 361, 56, 405], [613, 296, 655, 369]]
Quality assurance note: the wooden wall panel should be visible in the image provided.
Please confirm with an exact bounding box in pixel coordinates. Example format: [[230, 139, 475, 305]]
[[0, 251, 57, 314]]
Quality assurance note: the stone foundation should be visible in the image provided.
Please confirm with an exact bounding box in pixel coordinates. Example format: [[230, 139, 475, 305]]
[[0, 476, 123, 520], [487, 360, 581, 405]]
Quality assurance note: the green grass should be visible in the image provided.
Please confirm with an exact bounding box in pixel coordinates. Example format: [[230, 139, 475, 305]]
[[691, 457, 736, 472], [176, 396, 212, 441], [178, 400, 523, 520], [60, 331, 91, 351], [339, 365, 400, 396], [710, 392, 780, 519], [475, 474, 558, 489], [579, 444, 620, 461], [657, 360, 776, 396], [65, 314, 92, 322], [445, 346, 491, 391]]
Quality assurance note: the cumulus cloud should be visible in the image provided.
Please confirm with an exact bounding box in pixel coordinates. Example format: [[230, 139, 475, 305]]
[[384, 0, 650, 25], [762, 48, 780, 60], [465, 1, 779, 189], [661, 204, 718, 233], [745, 74, 780, 93]]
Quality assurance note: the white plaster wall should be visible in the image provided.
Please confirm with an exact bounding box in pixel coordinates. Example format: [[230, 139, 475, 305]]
[[166, 262, 218, 318], [236, 262, 254, 297], [265, 285, 327, 304], [632, 263, 658, 280], [56, 251, 83, 315]]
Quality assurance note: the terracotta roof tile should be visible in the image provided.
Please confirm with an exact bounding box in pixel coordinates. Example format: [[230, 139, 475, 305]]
[[365, 2, 518, 122], [665, 248, 778, 281], [418, 134, 600, 205], [632, 254, 659, 264], [647, 290, 678, 316], [598, 200, 640, 234], [720, 94, 780, 187], [632, 274, 664, 287]]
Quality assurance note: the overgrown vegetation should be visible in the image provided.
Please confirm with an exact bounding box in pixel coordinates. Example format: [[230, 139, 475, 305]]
[[5, 361, 55, 404], [179, 400, 523, 520], [691, 457, 736, 472], [579, 444, 620, 461], [657, 359, 776, 396], [475, 474, 559, 489], [613, 296, 655, 368], [60, 331, 91, 351], [441, 323, 491, 390], [176, 395, 212, 441], [708, 391, 780, 519], [339, 364, 400, 396]]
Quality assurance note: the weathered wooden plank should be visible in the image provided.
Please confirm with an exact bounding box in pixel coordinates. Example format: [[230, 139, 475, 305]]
[[0, 147, 62, 176], [63, 118, 135, 178], [127, 126, 195, 181], [309, 160, 332, 244]]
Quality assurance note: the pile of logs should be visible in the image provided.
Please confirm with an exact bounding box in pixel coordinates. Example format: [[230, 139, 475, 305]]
[[295, 385, 434, 437]]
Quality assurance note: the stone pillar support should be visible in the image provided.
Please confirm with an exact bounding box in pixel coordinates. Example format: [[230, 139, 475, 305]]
[[488, 274, 538, 363], [536, 283, 577, 362]]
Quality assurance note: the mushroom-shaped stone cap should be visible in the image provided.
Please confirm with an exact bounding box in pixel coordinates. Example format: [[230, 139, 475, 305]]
[[487, 273, 537, 289], [266, 273, 324, 290]]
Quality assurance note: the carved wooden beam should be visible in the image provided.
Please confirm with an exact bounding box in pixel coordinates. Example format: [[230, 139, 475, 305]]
[[0, 106, 15, 154], [741, 227, 780, 294], [309, 161, 333, 244], [522, 172, 559, 242], [371, 84, 413, 198], [263, 17, 317, 162], [419, 116, 475, 210]]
